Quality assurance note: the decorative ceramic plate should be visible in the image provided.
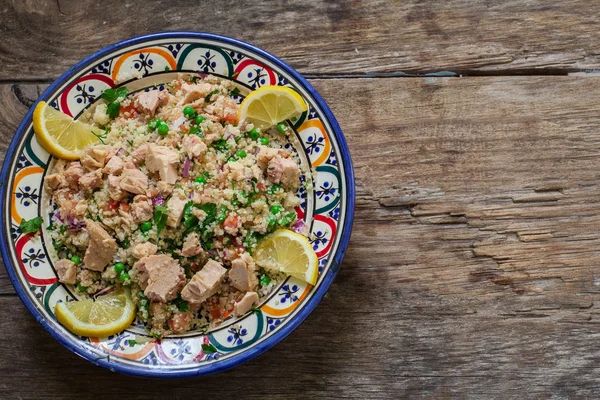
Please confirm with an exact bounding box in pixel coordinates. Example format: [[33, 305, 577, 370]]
[[0, 32, 354, 377]]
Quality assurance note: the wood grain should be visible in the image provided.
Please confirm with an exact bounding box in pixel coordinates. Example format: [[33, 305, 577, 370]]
[[2, 76, 600, 397], [3, 0, 600, 80]]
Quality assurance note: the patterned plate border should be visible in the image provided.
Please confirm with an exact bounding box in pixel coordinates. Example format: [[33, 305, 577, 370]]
[[0, 32, 355, 378]]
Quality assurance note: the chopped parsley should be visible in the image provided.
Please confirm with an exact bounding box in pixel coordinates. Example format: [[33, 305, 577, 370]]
[[174, 293, 189, 312], [205, 89, 219, 102], [100, 87, 128, 120], [153, 205, 168, 236], [19, 216, 43, 234], [211, 139, 229, 152]]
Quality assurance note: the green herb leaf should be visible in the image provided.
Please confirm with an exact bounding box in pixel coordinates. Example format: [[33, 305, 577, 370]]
[[91, 130, 108, 145], [230, 87, 240, 97], [128, 340, 136, 347], [101, 87, 128, 103], [197, 202, 217, 224], [119, 237, 130, 249], [211, 139, 229, 152], [153, 205, 169, 236], [19, 216, 43, 234], [201, 343, 218, 354], [205, 89, 219, 102], [106, 101, 121, 119]]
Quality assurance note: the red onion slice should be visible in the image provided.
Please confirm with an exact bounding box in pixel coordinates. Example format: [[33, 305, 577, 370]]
[[152, 194, 165, 206], [291, 219, 306, 234], [183, 156, 191, 178]]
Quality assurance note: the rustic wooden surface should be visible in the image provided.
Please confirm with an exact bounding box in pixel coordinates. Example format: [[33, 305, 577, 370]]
[[3, 0, 600, 399]]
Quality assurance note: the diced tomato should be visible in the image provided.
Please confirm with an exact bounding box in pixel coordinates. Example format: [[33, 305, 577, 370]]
[[120, 103, 138, 118], [224, 213, 240, 229], [104, 199, 120, 211], [168, 311, 192, 334], [257, 182, 266, 191], [210, 306, 221, 319], [120, 202, 131, 212], [180, 124, 189, 133], [222, 113, 238, 124]]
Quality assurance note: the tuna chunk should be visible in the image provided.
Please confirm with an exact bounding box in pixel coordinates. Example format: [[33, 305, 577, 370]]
[[81, 145, 112, 170], [267, 156, 300, 189], [131, 242, 158, 259], [79, 170, 102, 192], [227, 161, 248, 181], [257, 147, 290, 170], [107, 175, 127, 201], [103, 155, 124, 175], [182, 134, 207, 158], [45, 173, 66, 190], [134, 90, 168, 116], [167, 193, 187, 228], [63, 162, 84, 188], [131, 195, 153, 222], [180, 259, 227, 304], [133, 255, 186, 302], [233, 292, 259, 317], [119, 168, 148, 195], [45, 159, 68, 190], [146, 144, 179, 184], [179, 82, 212, 104], [83, 219, 117, 271], [229, 257, 258, 292], [73, 200, 89, 218], [181, 233, 203, 257], [55, 259, 77, 285], [131, 144, 148, 165]]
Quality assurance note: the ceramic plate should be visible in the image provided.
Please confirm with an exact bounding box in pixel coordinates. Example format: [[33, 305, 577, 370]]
[[0, 32, 354, 377]]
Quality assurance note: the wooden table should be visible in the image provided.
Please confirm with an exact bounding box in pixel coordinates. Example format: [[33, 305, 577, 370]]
[[3, 1, 600, 398]]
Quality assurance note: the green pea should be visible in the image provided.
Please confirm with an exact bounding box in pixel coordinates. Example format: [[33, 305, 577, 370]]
[[70, 255, 81, 265], [195, 176, 207, 184], [183, 106, 196, 119], [114, 263, 125, 273], [77, 284, 87, 292], [235, 150, 247, 158], [119, 272, 130, 283], [268, 184, 281, 194], [228, 156, 237, 163], [195, 115, 205, 124], [276, 122, 287, 134], [270, 205, 283, 215], [140, 221, 152, 232], [148, 120, 159, 131], [157, 122, 169, 136], [260, 273, 271, 287], [247, 128, 260, 140], [259, 137, 270, 145]]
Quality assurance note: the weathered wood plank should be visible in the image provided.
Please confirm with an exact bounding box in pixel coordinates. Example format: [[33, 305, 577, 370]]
[[3, 0, 600, 80], [3, 77, 600, 397]]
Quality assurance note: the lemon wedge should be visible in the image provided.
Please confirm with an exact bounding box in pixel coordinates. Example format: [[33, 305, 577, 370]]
[[33, 101, 103, 160], [254, 229, 319, 285], [238, 85, 307, 130], [55, 288, 136, 338]]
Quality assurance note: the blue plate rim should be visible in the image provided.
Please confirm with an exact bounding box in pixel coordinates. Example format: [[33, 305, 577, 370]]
[[0, 31, 355, 378]]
